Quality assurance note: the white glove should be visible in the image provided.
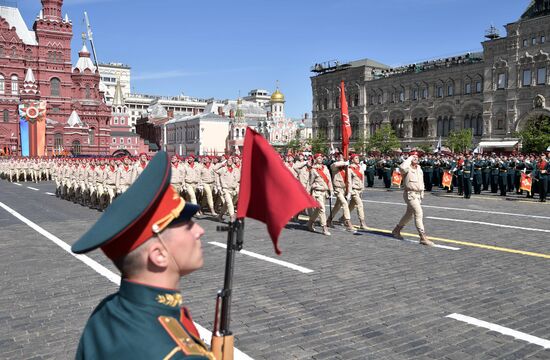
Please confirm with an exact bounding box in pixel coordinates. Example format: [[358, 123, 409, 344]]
[[346, 193, 352, 201]]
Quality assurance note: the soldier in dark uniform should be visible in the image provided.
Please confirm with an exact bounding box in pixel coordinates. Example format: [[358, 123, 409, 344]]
[[514, 155, 526, 194], [525, 155, 535, 198], [381, 156, 393, 189], [364, 154, 376, 187], [507, 156, 516, 193], [72, 151, 214, 360], [497, 156, 509, 196], [473, 154, 483, 195], [490, 155, 500, 193], [462, 154, 474, 199], [481, 155, 491, 191], [536, 154, 549, 202], [433, 155, 442, 188], [421, 154, 434, 192], [454, 156, 464, 196]]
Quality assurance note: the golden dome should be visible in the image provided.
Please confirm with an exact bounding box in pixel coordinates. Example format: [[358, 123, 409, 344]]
[[270, 89, 285, 103]]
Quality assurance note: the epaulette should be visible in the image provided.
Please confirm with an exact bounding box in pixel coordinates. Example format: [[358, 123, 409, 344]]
[[158, 316, 215, 360]]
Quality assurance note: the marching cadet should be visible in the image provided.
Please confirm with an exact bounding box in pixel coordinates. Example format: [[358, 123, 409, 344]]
[[32, 158, 41, 183], [183, 156, 200, 205], [104, 158, 118, 205], [327, 153, 354, 232], [285, 153, 297, 177], [364, 154, 376, 188], [199, 156, 219, 216], [170, 155, 185, 196], [536, 153, 549, 202], [307, 153, 333, 236], [77, 159, 89, 204], [293, 153, 311, 192], [93, 158, 108, 210], [462, 154, 474, 199], [216, 157, 239, 222], [392, 152, 434, 246], [131, 153, 149, 182], [43, 157, 52, 181], [68, 160, 79, 201], [472, 154, 484, 194], [84, 159, 97, 207], [116, 156, 134, 195], [71, 151, 214, 360], [348, 154, 368, 230]]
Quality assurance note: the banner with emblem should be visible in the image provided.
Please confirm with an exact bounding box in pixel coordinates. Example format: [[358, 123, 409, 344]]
[[520, 173, 532, 193], [391, 170, 402, 187], [442, 170, 453, 189], [19, 101, 47, 157]]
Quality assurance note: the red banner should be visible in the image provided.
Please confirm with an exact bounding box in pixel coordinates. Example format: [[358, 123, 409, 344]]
[[520, 173, 532, 193], [391, 170, 402, 187], [442, 171, 453, 189], [340, 80, 351, 160]]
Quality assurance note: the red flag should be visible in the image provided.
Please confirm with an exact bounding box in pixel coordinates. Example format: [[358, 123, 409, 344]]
[[391, 170, 402, 187], [237, 128, 319, 255], [442, 171, 453, 189], [520, 173, 532, 193], [340, 80, 352, 160]]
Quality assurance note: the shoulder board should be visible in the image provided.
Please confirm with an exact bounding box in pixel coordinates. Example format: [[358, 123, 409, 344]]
[[158, 316, 215, 360]]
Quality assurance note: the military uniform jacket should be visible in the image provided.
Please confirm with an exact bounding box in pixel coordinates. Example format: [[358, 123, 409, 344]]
[[171, 163, 185, 185], [309, 165, 333, 192], [330, 161, 350, 189], [216, 165, 239, 190], [349, 164, 365, 190], [292, 161, 310, 188], [76, 280, 212, 360], [199, 163, 217, 184], [184, 164, 200, 185], [104, 166, 117, 185], [116, 165, 134, 187]]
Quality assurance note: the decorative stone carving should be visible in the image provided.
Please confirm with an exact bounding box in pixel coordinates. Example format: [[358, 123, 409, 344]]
[[534, 95, 545, 109]]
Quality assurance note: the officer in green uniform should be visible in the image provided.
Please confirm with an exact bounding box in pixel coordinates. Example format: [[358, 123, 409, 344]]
[[421, 154, 434, 191], [364, 155, 376, 187], [536, 154, 549, 202], [381, 156, 393, 188], [72, 151, 214, 360], [462, 154, 474, 199], [507, 156, 516, 193], [497, 156, 509, 196], [455, 156, 464, 196], [481, 155, 491, 191], [514, 155, 526, 194], [473, 154, 483, 195], [490, 155, 499, 193]]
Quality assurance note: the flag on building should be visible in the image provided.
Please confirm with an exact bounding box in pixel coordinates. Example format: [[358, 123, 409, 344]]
[[442, 170, 453, 189], [236, 128, 319, 255], [340, 80, 352, 160]]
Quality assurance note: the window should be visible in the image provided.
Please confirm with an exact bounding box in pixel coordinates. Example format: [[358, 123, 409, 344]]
[[447, 84, 454, 96], [121, 118, 125, 125], [88, 128, 95, 145], [476, 81, 482, 93], [537, 67, 547, 85], [523, 39, 528, 47], [465, 83, 471, 94], [52, 107, 60, 113], [85, 84, 91, 99], [522, 69, 532, 87], [54, 133, 63, 148], [354, 93, 359, 106], [532, 37, 537, 45], [114, 117, 118, 124], [50, 78, 60, 96], [3, 109, 8, 122], [399, 91, 404, 102], [112, 138, 116, 144], [437, 86, 443, 98], [542, 35, 546, 44], [127, 138, 131, 144], [413, 89, 418, 100], [422, 88, 428, 99], [0, 75, 4, 94], [11, 75, 18, 95], [71, 140, 81, 155], [120, 138, 124, 144], [497, 73, 506, 89], [0, 46, 3, 57]]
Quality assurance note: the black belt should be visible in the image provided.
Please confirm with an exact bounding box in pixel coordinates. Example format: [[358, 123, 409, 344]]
[[464, 171, 471, 173], [500, 170, 507, 172]]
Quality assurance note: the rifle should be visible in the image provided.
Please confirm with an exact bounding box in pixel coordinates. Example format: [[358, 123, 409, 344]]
[[211, 219, 244, 360]]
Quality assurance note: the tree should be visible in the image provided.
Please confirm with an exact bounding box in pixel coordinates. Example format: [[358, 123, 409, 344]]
[[353, 134, 368, 154], [369, 124, 401, 154], [286, 139, 302, 153], [517, 115, 550, 154], [416, 143, 433, 154], [446, 129, 473, 153], [309, 133, 328, 154]]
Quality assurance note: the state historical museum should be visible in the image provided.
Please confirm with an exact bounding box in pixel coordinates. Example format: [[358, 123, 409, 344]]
[[0, 0, 111, 156]]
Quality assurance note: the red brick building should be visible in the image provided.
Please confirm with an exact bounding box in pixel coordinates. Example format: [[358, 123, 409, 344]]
[[0, 0, 111, 156]]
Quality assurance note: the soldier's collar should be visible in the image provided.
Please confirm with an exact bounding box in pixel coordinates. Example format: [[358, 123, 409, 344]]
[[119, 280, 183, 312]]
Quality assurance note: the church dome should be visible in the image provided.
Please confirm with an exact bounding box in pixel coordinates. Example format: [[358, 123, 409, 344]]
[[270, 89, 285, 103]]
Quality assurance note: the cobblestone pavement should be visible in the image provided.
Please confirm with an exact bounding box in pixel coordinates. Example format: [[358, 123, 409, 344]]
[[1, 180, 549, 359]]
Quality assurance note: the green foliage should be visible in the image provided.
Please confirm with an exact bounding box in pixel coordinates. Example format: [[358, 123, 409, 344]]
[[309, 133, 328, 154], [446, 129, 473, 153], [286, 139, 302, 153], [416, 143, 433, 154], [353, 134, 368, 154], [517, 115, 550, 154], [369, 125, 401, 154]]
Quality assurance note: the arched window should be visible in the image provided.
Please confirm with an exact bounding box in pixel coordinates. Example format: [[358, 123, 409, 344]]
[[369, 114, 383, 136], [333, 117, 341, 140], [323, 98, 328, 110], [0, 75, 4, 94], [0, 46, 3, 57], [464, 114, 471, 130], [241, 128, 245, 137], [318, 118, 328, 138], [121, 118, 125, 125], [475, 114, 483, 136], [437, 116, 443, 137], [11, 75, 18, 95], [350, 116, 360, 140], [54, 133, 63, 149], [71, 140, 81, 155], [85, 84, 91, 99], [390, 112, 405, 138], [235, 129, 239, 138], [3, 109, 9, 122], [50, 78, 60, 97], [88, 128, 95, 145]]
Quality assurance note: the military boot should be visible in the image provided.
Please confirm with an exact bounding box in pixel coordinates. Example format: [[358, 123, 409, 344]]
[[326, 216, 334, 228], [344, 220, 355, 232], [392, 225, 404, 240], [306, 221, 316, 233], [419, 231, 434, 246], [359, 219, 368, 230], [322, 226, 331, 236]]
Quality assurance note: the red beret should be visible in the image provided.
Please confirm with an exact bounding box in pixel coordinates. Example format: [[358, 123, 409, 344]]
[[314, 153, 324, 159]]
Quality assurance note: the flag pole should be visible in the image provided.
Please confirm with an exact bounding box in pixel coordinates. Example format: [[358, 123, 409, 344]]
[[211, 219, 244, 360]]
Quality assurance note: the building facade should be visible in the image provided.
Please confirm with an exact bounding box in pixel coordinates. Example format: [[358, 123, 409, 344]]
[[98, 62, 131, 104], [310, 1, 550, 152], [0, 0, 112, 156]]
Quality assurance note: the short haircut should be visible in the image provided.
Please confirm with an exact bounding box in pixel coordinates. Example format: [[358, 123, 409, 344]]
[[113, 236, 157, 277]]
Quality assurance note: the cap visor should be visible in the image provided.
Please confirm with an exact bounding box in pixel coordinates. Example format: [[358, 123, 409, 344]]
[[169, 203, 201, 227]]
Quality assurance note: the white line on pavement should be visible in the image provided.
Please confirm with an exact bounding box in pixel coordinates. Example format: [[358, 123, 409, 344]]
[[427, 216, 550, 233], [13, 183, 22, 186], [363, 200, 550, 220], [208, 241, 314, 274], [27, 187, 39, 191], [447, 313, 550, 349], [45, 192, 56, 196], [0, 201, 253, 360]]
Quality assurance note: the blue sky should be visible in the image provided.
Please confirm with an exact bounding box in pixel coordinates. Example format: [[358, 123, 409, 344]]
[[18, 0, 528, 118]]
